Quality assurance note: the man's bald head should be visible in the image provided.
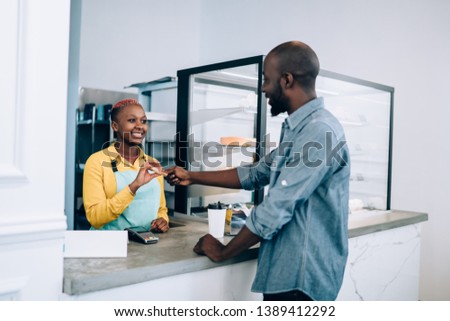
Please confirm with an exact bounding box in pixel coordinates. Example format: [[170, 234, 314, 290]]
[[267, 41, 320, 94]]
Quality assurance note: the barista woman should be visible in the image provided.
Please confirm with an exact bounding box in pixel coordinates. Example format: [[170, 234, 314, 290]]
[[83, 98, 169, 232]]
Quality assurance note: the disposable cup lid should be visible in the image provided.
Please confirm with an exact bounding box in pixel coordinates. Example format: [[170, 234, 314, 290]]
[[208, 202, 225, 209]]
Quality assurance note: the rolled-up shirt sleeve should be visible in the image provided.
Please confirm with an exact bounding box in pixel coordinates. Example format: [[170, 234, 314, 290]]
[[237, 150, 273, 190], [242, 122, 343, 240]]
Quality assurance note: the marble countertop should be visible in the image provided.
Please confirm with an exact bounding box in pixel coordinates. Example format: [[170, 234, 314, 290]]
[[348, 209, 428, 238], [63, 209, 428, 295]]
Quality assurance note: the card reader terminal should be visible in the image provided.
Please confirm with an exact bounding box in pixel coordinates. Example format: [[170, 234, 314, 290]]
[[125, 226, 159, 244]]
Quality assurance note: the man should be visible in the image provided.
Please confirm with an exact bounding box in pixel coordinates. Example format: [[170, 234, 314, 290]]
[[166, 41, 350, 301]]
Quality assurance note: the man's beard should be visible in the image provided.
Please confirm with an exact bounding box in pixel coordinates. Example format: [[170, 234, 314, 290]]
[[269, 83, 289, 117]]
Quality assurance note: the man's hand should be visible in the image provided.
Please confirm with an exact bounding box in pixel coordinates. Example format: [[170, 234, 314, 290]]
[[165, 166, 192, 186], [193, 234, 226, 262], [194, 226, 261, 263]]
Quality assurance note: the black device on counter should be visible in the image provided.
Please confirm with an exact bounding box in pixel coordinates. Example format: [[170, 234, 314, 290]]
[[125, 226, 159, 244]]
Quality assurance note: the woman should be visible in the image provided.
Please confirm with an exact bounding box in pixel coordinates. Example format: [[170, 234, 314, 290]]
[[83, 98, 169, 232]]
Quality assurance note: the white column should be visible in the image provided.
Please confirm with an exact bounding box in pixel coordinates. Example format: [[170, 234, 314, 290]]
[[0, 0, 71, 300]]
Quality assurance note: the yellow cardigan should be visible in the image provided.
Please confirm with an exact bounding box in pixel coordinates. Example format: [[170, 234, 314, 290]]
[[83, 144, 168, 229]]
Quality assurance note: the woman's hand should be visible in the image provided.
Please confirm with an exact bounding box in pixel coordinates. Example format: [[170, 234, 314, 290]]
[[148, 161, 168, 177], [165, 166, 192, 186], [129, 161, 163, 194], [151, 217, 169, 233]]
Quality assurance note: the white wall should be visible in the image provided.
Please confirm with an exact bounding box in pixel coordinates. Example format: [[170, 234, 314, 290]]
[[0, 0, 70, 299], [79, 0, 203, 91], [78, 0, 450, 300]]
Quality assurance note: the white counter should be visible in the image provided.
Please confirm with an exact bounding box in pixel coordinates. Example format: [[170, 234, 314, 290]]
[[62, 210, 427, 300]]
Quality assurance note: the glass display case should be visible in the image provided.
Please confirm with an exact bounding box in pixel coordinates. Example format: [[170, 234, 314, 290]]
[[264, 71, 394, 211], [316, 71, 394, 210], [175, 56, 267, 215], [175, 57, 394, 216]]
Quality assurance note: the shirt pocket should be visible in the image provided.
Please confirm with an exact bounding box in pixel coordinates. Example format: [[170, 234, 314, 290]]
[[270, 155, 288, 188]]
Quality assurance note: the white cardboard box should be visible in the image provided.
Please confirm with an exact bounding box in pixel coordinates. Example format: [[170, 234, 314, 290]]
[[64, 230, 128, 258]]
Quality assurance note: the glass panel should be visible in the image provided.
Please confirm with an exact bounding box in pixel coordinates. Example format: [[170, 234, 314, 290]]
[[186, 64, 260, 216], [317, 75, 391, 210]]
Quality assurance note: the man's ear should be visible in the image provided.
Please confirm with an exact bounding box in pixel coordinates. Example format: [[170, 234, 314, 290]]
[[282, 72, 294, 89]]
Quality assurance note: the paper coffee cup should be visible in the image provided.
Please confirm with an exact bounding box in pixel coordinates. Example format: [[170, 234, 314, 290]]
[[208, 208, 226, 238]]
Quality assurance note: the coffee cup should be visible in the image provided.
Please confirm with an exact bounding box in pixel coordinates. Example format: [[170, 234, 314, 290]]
[[207, 203, 226, 238]]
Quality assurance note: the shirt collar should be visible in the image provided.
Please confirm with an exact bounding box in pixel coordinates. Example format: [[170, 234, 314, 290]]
[[283, 97, 324, 130], [106, 142, 146, 163]]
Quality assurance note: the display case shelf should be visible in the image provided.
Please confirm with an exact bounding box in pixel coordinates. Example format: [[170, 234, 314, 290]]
[[146, 111, 176, 122]]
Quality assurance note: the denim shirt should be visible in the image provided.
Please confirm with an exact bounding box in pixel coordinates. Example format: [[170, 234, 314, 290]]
[[237, 97, 350, 300]]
